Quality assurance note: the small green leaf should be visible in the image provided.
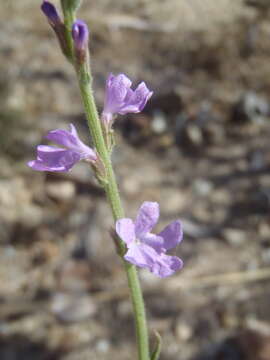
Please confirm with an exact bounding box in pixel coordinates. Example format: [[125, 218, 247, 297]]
[[151, 331, 162, 360]]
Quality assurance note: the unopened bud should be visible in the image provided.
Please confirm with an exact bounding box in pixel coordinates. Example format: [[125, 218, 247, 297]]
[[41, 1, 61, 27], [41, 1, 70, 59], [72, 20, 89, 64]]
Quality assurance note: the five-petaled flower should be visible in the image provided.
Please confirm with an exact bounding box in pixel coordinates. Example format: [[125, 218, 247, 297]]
[[28, 124, 97, 172], [101, 73, 153, 126], [116, 202, 183, 278]]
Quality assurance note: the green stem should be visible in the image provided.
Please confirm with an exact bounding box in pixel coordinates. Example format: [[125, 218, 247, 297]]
[[62, 6, 75, 61], [75, 65, 150, 360]]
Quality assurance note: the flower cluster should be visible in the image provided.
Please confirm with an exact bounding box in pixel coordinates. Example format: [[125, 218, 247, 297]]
[[31, 1, 184, 278], [116, 202, 183, 277]]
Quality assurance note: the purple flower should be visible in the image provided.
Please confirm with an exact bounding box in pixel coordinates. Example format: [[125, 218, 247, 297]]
[[72, 20, 89, 63], [28, 124, 97, 172], [116, 202, 183, 278], [102, 73, 153, 125], [41, 1, 61, 27]]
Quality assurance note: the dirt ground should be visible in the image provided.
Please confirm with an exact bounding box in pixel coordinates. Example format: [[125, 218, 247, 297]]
[[1, 0, 270, 359]]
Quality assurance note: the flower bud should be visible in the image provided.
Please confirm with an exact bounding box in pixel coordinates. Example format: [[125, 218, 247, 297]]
[[72, 20, 89, 64], [41, 1, 61, 27], [41, 1, 71, 58]]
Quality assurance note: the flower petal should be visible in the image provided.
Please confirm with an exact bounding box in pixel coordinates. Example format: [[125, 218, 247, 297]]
[[72, 20, 89, 51], [46, 128, 78, 148], [124, 242, 157, 269], [115, 218, 136, 246], [158, 220, 183, 251], [140, 233, 164, 253], [135, 201, 159, 236], [27, 160, 67, 172], [105, 73, 114, 90], [37, 145, 81, 171], [151, 254, 183, 278], [104, 74, 131, 113], [46, 124, 97, 161], [119, 82, 153, 114]]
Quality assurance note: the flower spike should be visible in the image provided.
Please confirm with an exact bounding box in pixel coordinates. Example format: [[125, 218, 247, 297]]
[[116, 202, 183, 278], [28, 124, 97, 172]]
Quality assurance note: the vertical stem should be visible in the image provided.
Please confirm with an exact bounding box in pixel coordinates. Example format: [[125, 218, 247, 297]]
[[125, 263, 150, 360], [76, 65, 150, 360], [61, 6, 75, 61]]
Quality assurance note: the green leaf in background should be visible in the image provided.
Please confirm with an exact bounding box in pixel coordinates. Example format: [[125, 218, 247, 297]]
[[151, 331, 162, 360]]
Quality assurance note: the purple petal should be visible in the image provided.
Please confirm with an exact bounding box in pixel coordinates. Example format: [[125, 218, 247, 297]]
[[68, 124, 97, 160], [119, 82, 153, 114], [27, 160, 67, 172], [69, 123, 79, 138], [110, 75, 130, 102], [140, 233, 164, 253], [124, 243, 157, 269], [135, 202, 159, 237], [104, 73, 132, 114], [46, 128, 79, 149], [158, 220, 183, 251], [115, 218, 136, 246], [37, 145, 81, 171], [136, 83, 153, 111], [72, 20, 89, 51], [41, 1, 61, 25], [46, 124, 97, 162], [151, 254, 183, 278], [112, 74, 132, 95]]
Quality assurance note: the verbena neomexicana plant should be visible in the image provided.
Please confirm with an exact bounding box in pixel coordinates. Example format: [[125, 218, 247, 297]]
[[28, 1, 184, 359]]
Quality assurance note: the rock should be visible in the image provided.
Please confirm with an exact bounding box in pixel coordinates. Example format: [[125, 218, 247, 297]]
[[0, 177, 43, 242], [223, 228, 246, 246], [51, 292, 97, 323], [46, 181, 76, 201], [175, 321, 193, 342], [147, 91, 183, 115], [160, 188, 187, 213], [151, 110, 168, 134], [193, 179, 213, 196], [55, 260, 92, 293], [95, 339, 111, 354], [32, 239, 60, 265], [245, 0, 270, 10], [175, 103, 222, 151], [247, 149, 265, 171], [231, 92, 269, 124]]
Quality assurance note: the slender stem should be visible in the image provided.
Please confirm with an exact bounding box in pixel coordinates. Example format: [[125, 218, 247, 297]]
[[61, 6, 75, 61], [75, 65, 150, 360], [125, 263, 150, 360], [58, 4, 150, 357]]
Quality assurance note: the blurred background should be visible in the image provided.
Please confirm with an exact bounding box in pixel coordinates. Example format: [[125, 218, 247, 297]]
[[1, 0, 270, 359]]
